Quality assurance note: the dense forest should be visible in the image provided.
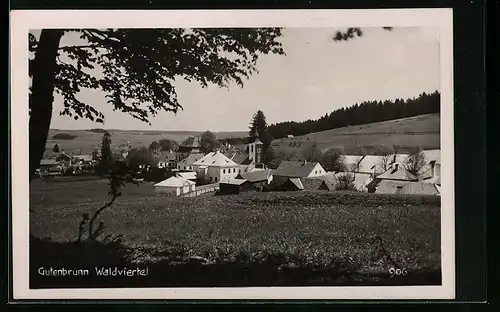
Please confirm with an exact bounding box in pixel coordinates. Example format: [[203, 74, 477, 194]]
[[267, 91, 440, 139]]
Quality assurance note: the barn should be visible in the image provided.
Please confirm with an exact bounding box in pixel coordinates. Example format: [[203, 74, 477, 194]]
[[154, 176, 196, 196], [219, 179, 252, 195]]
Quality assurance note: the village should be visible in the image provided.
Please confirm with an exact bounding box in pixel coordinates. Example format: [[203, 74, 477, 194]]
[[37, 129, 441, 198]]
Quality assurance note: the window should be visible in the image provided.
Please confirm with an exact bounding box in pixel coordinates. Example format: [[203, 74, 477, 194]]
[[210, 177, 212, 182], [233, 168, 236, 173], [223, 169, 226, 174], [215, 177, 218, 182]]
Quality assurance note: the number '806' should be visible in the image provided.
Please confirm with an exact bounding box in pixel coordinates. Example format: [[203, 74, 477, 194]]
[[389, 268, 408, 276]]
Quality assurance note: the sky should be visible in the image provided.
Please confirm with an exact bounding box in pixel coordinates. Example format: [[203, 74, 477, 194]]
[[36, 27, 440, 132]]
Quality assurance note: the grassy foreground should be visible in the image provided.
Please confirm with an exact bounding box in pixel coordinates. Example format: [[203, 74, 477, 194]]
[[30, 178, 441, 287]]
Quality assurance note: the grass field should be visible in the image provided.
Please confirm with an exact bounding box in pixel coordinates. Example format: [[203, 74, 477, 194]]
[[30, 178, 441, 287], [46, 129, 248, 155], [272, 113, 440, 156]]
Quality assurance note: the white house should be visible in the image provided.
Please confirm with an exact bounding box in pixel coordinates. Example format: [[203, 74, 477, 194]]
[[154, 175, 196, 196], [192, 151, 240, 183], [273, 160, 327, 178]]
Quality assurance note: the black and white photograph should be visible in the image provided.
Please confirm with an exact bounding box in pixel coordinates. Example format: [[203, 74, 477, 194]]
[[11, 9, 455, 299]]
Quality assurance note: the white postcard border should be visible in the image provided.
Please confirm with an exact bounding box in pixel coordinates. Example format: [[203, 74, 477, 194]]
[[10, 8, 454, 300]]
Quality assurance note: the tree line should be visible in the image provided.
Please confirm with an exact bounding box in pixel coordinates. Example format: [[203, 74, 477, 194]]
[[267, 91, 440, 139]]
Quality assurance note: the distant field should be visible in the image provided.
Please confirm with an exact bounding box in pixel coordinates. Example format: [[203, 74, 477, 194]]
[[46, 129, 248, 154], [272, 113, 440, 156], [30, 178, 441, 280]]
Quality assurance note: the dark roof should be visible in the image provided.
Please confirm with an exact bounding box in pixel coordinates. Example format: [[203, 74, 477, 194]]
[[155, 150, 176, 161], [179, 136, 201, 149], [237, 169, 272, 182], [301, 178, 323, 190], [231, 153, 252, 165], [275, 160, 322, 178]]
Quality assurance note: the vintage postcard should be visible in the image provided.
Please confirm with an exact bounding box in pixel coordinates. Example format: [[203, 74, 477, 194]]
[[10, 9, 454, 300]]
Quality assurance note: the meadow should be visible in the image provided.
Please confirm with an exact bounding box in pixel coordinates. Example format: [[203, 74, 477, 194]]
[[30, 178, 441, 287], [46, 129, 248, 154], [272, 113, 440, 155]]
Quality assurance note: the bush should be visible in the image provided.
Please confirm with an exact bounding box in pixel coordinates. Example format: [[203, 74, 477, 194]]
[[335, 173, 357, 191]]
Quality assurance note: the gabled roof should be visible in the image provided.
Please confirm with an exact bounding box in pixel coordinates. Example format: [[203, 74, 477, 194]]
[[301, 177, 323, 190], [376, 164, 418, 181], [237, 169, 272, 182], [193, 151, 238, 167], [357, 155, 385, 173], [335, 172, 372, 191], [288, 178, 304, 190], [275, 160, 323, 178], [231, 153, 252, 165], [178, 172, 197, 180], [178, 153, 204, 166], [220, 178, 248, 186], [40, 159, 59, 166], [154, 176, 194, 187]]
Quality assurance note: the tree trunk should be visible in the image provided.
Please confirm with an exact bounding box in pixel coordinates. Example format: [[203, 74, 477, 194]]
[[29, 30, 64, 182]]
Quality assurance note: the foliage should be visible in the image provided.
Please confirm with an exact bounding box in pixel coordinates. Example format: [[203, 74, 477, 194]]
[[52, 144, 60, 153], [126, 146, 157, 168], [158, 138, 179, 152], [95, 131, 112, 176], [375, 145, 396, 172], [404, 150, 427, 175], [249, 110, 273, 154], [267, 91, 440, 139], [200, 131, 220, 154], [321, 148, 347, 172], [29, 28, 285, 124], [302, 143, 324, 162], [52, 133, 77, 140], [335, 173, 357, 191]]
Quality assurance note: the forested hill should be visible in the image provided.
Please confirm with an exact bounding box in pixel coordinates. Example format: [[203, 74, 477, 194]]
[[267, 91, 440, 139]]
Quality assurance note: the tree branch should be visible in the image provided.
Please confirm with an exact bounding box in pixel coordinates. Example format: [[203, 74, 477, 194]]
[[88, 193, 117, 240], [58, 44, 104, 51]]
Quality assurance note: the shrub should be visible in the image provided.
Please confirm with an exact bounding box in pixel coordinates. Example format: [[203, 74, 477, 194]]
[[335, 173, 357, 191]]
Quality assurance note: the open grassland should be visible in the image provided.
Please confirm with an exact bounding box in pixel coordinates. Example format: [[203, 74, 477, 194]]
[[30, 178, 440, 287], [46, 129, 248, 154], [272, 113, 440, 155]]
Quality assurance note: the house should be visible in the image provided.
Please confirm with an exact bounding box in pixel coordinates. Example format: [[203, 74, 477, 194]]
[[177, 153, 204, 171], [228, 152, 255, 173], [375, 163, 418, 182], [177, 171, 197, 181], [375, 180, 440, 196], [73, 154, 93, 163], [219, 179, 253, 195], [367, 163, 418, 193], [55, 152, 72, 163], [176, 136, 202, 161], [156, 150, 177, 169], [154, 175, 196, 196], [273, 160, 326, 178], [236, 169, 273, 190], [268, 176, 304, 191], [192, 151, 240, 183], [39, 159, 60, 171]]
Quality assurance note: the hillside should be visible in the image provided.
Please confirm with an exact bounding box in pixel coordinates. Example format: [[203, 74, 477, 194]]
[[271, 113, 440, 156], [45, 129, 248, 155]]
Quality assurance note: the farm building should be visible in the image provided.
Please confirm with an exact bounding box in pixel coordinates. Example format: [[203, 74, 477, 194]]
[[300, 176, 335, 191], [55, 152, 72, 164], [375, 163, 418, 182], [39, 159, 61, 171], [176, 153, 204, 171], [177, 171, 197, 181], [192, 151, 240, 183], [176, 136, 202, 161], [273, 160, 327, 178], [72, 154, 93, 164], [154, 175, 196, 196], [268, 176, 304, 191], [236, 169, 273, 190], [156, 151, 177, 169], [333, 172, 372, 192], [375, 180, 440, 196], [227, 152, 255, 173], [218, 179, 253, 195]]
